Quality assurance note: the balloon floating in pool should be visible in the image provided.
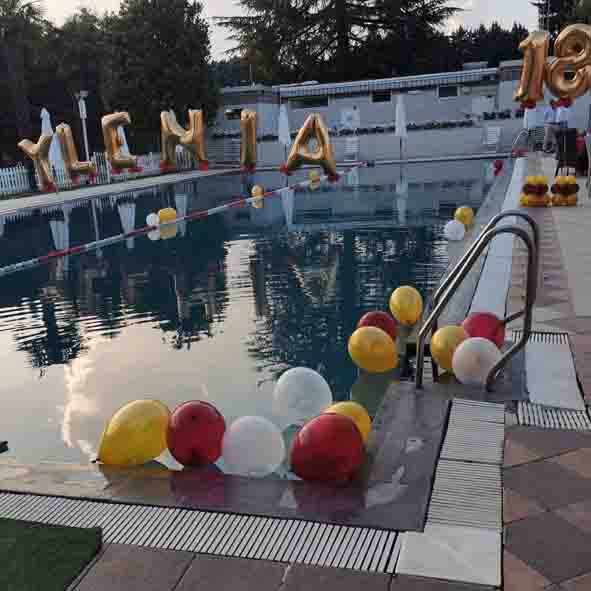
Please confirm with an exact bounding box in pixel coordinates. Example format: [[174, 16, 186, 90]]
[[167, 401, 226, 467], [98, 399, 170, 466], [325, 401, 372, 444], [462, 312, 506, 349], [348, 326, 398, 374], [222, 416, 285, 477], [291, 413, 365, 483], [389, 286, 423, 327], [158, 207, 177, 224], [443, 219, 466, 242], [357, 311, 397, 342], [452, 337, 502, 386], [430, 325, 467, 372], [273, 367, 333, 428]]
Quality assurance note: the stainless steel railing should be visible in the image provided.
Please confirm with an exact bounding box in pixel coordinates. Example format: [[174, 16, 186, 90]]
[[415, 213, 539, 391]]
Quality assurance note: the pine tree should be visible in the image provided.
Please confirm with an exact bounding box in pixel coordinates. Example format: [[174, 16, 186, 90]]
[[532, 0, 577, 38]]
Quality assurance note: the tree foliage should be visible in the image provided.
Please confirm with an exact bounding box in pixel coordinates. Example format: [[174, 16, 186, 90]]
[[532, 0, 577, 39]]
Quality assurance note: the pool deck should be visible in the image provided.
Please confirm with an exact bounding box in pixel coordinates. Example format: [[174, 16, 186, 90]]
[[4, 154, 591, 590]]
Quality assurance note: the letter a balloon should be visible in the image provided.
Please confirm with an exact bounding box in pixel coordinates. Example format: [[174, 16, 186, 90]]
[[98, 400, 170, 466]]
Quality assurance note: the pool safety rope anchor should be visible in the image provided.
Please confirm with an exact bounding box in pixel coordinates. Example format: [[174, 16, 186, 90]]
[[0, 164, 365, 278]]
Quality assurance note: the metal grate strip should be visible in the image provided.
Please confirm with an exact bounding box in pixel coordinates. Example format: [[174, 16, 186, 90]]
[[511, 330, 569, 344], [0, 492, 398, 572], [517, 401, 591, 431]]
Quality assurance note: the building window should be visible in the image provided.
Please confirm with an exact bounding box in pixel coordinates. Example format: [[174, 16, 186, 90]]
[[438, 85, 458, 99], [290, 96, 329, 109], [372, 90, 391, 103], [225, 108, 243, 120]]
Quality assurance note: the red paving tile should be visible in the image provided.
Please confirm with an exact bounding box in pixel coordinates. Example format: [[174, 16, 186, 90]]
[[561, 572, 591, 590], [556, 499, 591, 535], [550, 448, 591, 479], [504, 488, 545, 524], [504, 437, 541, 467], [503, 550, 550, 591]]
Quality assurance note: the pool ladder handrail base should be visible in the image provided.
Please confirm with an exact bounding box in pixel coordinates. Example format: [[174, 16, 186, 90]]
[[415, 210, 539, 392]]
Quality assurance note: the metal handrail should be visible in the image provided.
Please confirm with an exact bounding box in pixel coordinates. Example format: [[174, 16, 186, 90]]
[[416, 224, 537, 391], [426, 210, 538, 384], [511, 129, 530, 155]]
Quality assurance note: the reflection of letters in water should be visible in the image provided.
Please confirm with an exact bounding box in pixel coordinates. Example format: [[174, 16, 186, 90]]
[[341, 108, 360, 130]]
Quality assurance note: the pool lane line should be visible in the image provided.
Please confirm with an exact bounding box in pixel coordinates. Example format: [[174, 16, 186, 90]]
[[0, 165, 363, 278]]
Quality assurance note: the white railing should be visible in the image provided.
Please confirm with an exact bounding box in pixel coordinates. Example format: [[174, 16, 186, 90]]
[[0, 165, 31, 196]]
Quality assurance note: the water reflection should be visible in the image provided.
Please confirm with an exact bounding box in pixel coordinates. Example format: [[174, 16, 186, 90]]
[[0, 160, 493, 464]]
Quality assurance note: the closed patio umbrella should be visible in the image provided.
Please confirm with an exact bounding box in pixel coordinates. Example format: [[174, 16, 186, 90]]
[[41, 108, 65, 174], [395, 95, 408, 161]]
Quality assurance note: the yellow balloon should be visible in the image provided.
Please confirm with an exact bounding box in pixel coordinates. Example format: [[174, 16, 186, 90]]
[[454, 206, 474, 228], [567, 176, 577, 185], [160, 224, 178, 240], [158, 207, 177, 224], [431, 325, 467, 372], [98, 400, 170, 466], [326, 401, 372, 443], [389, 286, 423, 327], [348, 326, 398, 373]]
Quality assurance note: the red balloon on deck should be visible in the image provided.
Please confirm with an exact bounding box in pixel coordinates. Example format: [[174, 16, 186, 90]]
[[462, 312, 505, 349], [167, 401, 226, 467], [290, 413, 365, 483], [357, 311, 397, 342]]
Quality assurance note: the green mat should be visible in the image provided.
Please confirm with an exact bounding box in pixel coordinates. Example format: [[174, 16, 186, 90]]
[[0, 517, 102, 591]]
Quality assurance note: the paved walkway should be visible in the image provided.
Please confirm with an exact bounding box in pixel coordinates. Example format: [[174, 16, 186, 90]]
[[502, 157, 591, 590]]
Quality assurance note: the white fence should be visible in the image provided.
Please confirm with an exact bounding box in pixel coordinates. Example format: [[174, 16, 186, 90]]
[[0, 149, 197, 198]]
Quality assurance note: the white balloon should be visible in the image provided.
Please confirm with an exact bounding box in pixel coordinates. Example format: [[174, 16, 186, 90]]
[[443, 219, 466, 242], [147, 229, 161, 241], [273, 367, 333, 428], [146, 213, 160, 227], [222, 416, 285, 477], [452, 337, 502, 386]]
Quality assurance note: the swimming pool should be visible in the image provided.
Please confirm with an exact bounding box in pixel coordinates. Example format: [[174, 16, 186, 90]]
[[0, 160, 494, 466]]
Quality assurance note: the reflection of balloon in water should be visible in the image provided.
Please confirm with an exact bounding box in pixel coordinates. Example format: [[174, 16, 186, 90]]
[[170, 465, 226, 508], [430, 325, 467, 372], [389, 286, 423, 326], [98, 399, 170, 466], [158, 207, 177, 224], [291, 413, 365, 483], [222, 416, 285, 477], [454, 206, 474, 228], [167, 401, 226, 466], [146, 212, 159, 226], [351, 370, 398, 418], [357, 311, 397, 342], [443, 219, 466, 242], [159, 224, 178, 241], [325, 401, 371, 444], [452, 337, 502, 386], [273, 367, 333, 427], [462, 312, 506, 349], [348, 326, 398, 373]]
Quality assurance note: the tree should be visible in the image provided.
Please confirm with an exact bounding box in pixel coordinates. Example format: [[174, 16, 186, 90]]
[[217, 0, 460, 83], [532, 0, 577, 40], [102, 0, 217, 151]]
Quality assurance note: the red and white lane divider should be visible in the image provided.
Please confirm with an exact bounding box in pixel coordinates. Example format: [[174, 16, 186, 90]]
[[0, 165, 365, 278]]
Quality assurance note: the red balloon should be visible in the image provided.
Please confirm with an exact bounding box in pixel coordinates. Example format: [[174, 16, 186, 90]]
[[462, 312, 505, 349], [290, 413, 365, 483], [167, 401, 226, 467], [357, 311, 397, 342]]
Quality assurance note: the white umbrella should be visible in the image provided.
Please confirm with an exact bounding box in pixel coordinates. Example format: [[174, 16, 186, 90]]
[[395, 170, 408, 225], [49, 205, 71, 273], [394, 95, 408, 160], [175, 193, 188, 237], [117, 198, 136, 249], [278, 104, 291, 149], [281, 188, 295, 227], [523, 107, 537, 130], [117, 126, 130, 157], [40, 108, 65, 172]]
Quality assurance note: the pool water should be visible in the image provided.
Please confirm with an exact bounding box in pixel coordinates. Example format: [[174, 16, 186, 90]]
[[0, 160, 494, 466]]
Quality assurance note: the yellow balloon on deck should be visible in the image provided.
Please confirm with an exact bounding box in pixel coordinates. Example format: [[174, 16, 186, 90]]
[[98, 400, 170, 466], [389, 286, 423, 327], [431, 325, 467, 372], [454, 206, 474, 228], [348, 326, 398, 373], [158, 207, 177, 224], [326, 401, 372, 443]]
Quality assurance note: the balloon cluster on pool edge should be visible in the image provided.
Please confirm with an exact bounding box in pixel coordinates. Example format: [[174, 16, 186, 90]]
[[443, 205, 475, 242]]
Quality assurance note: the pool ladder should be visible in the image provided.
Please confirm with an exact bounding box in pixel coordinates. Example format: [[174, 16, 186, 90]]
[[415, 210, 540, 391]]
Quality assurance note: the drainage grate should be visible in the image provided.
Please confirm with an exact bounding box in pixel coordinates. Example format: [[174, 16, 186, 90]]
[[0, 493, 399, 572], [427, 459, 502, 532], [517, 401, 591, 431], [511, 330, 569, 344]]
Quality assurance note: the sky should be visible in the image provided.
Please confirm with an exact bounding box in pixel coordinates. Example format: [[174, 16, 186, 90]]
[[46, 0, 539, 59]]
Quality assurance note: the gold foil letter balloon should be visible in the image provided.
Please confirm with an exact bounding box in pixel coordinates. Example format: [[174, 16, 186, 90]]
[[514, 31, 550, 104], [546, 24, 591, 100], [240, 110, 257, 172], [160, 110, 182, 170], [280, 114, 338, 180], [18, 133, 55, 192], [182, 110, 208, 170], [161, 109, 208, 171], [55, 123, 97, 180], [101, 111, 138, 171]]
